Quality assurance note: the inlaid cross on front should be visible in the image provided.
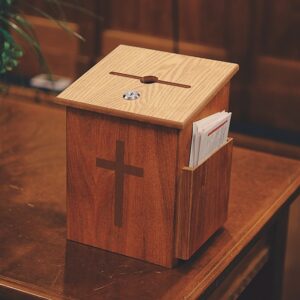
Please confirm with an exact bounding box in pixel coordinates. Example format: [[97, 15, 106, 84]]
[[96, 140, 144, 227]]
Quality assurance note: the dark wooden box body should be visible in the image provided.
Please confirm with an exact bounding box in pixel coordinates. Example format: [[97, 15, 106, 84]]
[[66, 85, 233, 267]]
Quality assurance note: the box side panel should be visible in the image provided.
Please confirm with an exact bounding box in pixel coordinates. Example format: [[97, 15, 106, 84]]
[[66, 108, 178, 267], [174, 169, 194, 259]]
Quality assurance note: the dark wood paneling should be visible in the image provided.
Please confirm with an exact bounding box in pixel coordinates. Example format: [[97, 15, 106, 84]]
[[8, 0, 300, 137], [262, 0, 300, 59], [179, 0, 226, 47], [107, 0, 173, 37], [12, 15, 79, 78], [19, 0, 100, 74]]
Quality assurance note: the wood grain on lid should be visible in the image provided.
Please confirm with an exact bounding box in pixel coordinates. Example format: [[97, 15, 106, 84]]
[[57, 45, 239, 128]]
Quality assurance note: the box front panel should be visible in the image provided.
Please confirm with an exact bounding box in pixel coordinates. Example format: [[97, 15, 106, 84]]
[[66, 108, 178, 267]]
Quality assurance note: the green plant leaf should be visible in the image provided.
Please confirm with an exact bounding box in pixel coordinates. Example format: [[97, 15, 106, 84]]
[[0, 0, 102, 78], [43, 0, 67, 22], [0, 16, 52, 79], [26, 4, 85, 41], [8, 13, 39, 42]]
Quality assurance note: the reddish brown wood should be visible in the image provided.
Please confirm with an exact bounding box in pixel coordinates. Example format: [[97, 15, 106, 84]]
[[65, 81, 232, 266], [176, 139, 233, 259], [96, 140, 144, 227], [0, 96, 300, 299], [208, 237, 270, 300], [59, 45, 237, 267], [66, 107, 178, 267]]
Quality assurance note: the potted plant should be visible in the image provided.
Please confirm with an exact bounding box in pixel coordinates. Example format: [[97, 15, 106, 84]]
[[0, 0, 100, 80]]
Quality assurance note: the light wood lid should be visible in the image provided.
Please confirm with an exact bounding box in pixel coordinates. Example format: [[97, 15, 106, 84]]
[[57, 45, 239, 128]]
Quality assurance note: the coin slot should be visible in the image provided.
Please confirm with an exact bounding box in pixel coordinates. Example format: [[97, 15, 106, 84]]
[[110, 71, 191, 88], [140, 76, 158, 84]]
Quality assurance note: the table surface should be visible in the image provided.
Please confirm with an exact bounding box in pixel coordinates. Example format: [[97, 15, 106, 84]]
[[0, 97, 299, 300]]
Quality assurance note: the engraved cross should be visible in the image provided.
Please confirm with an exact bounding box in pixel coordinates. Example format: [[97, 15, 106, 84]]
[[96, 140, 144, 227]]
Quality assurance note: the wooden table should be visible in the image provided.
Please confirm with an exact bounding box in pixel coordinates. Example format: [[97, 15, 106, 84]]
[[0, 96, 299, 300]]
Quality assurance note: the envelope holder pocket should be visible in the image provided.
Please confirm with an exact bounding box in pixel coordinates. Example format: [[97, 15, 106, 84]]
[[176, 138, 233, 260]]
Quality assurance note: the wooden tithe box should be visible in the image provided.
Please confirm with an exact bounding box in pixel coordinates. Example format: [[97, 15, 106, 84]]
[[57, 45, 239, 267]]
